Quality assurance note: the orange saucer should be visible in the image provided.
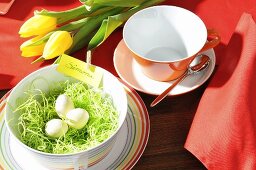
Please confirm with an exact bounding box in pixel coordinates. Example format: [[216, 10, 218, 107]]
[[113, 40, 216, 96]]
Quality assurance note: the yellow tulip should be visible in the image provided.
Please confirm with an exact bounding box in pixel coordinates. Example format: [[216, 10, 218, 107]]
[[20, 36, 46, 57], [42, 31, 73, 60], [19, 15, 57, 37]]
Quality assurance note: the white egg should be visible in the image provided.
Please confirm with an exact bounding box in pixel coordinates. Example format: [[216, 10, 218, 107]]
[[66, 108, 89, 129], [45, 119, 68, 138], [55, 94, 74, 118]]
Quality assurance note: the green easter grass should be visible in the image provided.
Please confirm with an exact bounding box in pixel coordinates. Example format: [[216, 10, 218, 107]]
[[14, 81, 119, 154]]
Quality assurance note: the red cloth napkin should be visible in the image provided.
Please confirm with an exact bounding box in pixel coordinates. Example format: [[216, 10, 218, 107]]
[[185, 13, 256, 169]]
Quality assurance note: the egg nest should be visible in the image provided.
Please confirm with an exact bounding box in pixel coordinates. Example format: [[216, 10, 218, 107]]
[[14, 81, 119, 154]]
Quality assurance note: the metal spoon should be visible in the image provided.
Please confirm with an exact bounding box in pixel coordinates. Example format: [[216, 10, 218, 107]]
[[150, 55, 210, 107]]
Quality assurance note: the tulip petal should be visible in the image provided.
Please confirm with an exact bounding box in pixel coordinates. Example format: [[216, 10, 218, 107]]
[[19, 15, 57, 37], [20, 35, 46, 57], [42, 31, 73, 60], [21, 50, 43, 57]]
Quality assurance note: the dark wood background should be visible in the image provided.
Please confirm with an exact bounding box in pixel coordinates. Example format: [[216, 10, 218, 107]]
[[0, 83, 207, 169], [132, 85, 207, 170]]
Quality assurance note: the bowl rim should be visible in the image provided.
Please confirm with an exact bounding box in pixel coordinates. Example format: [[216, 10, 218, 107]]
[[5, 64, 128, 156]]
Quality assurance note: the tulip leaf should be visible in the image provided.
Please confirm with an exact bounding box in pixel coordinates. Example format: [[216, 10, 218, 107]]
[[27, 32, 53, 46], [87, 16, 121, 50], [87, 0, 165, 50], [80, 0, 147, 7], [31, 56, 44, 64], [67, 31, 96, 54]]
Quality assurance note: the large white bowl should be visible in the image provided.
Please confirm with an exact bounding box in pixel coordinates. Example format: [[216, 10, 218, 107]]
[[5, 64, 127, 169]]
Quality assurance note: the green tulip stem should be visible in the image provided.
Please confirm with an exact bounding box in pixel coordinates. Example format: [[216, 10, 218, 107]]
[[35, 5, 108, 24], [70, 7, 124, 52]]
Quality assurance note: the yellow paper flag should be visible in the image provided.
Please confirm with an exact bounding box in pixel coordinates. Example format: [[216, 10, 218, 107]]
[[57, 54, 103, 88]]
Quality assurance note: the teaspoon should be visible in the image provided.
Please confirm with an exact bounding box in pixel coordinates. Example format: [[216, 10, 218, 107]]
[[150, 55, 210, 107]]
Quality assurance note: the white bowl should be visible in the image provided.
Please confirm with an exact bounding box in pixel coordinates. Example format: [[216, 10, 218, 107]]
[[5, 64, 127, 169]]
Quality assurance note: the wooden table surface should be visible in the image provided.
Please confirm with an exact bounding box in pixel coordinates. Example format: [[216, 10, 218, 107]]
[[0, 83, 208, 170], [133, 85, 208, 170]]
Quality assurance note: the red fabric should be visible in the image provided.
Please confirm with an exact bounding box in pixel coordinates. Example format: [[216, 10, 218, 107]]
[[1, 0, 256, 89], [185, 13, 256, 169]]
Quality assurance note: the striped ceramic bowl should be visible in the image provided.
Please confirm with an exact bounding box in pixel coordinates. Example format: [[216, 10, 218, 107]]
[[4, 64, 127, 169]]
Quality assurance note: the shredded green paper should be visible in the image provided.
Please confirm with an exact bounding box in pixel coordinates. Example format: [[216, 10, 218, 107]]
[[14, 81, 119, 154]]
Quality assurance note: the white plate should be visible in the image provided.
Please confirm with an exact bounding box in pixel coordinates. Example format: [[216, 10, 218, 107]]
[[0, 83, 150, 170], [114, 40, 216, 96]]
